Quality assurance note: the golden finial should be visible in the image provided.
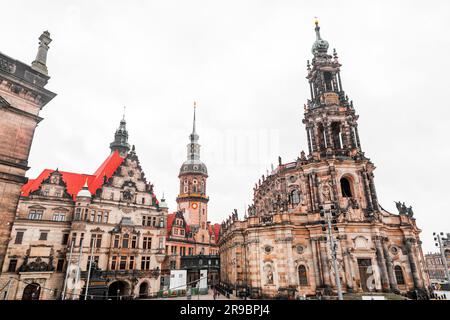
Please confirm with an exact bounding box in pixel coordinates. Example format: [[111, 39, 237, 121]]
[[314, 17, 319, 26]]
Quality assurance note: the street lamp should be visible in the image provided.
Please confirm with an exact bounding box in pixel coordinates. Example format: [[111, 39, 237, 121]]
[[433, 232, 450, 285], [320, 204, 343, 300]]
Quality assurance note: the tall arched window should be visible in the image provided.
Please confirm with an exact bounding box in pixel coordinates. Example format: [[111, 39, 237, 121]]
[[291, 190, 300, 205], [331, 122, 342, 149], [340, 177, 352, 198], [394, 265, 405, 285], [298, 265, 308, 286], [317, 123, 326, 150]]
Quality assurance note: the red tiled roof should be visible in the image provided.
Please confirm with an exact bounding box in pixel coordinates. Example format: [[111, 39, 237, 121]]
[[208, 223, 221, 243], [21, 151, 124, 200]]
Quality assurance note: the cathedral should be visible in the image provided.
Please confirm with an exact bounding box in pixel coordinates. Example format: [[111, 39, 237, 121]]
[[0, 118, 168, 300], [218, 21, 430, 299]]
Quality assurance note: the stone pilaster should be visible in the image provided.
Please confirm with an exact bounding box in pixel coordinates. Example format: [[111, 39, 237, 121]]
[[374, 236, 390, 291]]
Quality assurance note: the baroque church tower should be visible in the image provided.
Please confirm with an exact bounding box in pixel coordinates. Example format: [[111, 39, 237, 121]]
[[219, 21, 429, 299], [176, 103, 210, 248], [302, 19, 379, 214]]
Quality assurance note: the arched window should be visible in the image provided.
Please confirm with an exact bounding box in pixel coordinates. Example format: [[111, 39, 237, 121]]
[[324, 72, 333, 92], [122, 234, 129, 248], [340, 177, 352, 198], [291, 190, 300, 205], [331, 122, 342, 149], [394, 265, 405, 285], [317, 123, 326, 150], [298, 265, 308, 286]]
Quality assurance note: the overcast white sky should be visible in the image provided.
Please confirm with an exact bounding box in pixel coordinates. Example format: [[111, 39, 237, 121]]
[[3, 0, 450, 253]]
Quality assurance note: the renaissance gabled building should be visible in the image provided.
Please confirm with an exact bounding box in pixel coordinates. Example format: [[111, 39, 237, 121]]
[[219, 22, 430, 299], [0, 118, 168, 300]]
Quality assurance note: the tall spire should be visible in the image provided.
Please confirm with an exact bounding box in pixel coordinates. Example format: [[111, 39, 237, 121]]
[[179, 101, 208, 176], [189, 101, 199, 145], [192, 101, 197, 134]]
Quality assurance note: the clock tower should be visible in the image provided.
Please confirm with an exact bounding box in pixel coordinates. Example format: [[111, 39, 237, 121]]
[[177, 103, 209, 239]]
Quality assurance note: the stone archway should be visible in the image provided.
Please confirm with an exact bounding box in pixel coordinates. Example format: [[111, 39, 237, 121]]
[[138, 281, 149, 298], [108, 281, 130, 300], [22, 283, 41, 300]]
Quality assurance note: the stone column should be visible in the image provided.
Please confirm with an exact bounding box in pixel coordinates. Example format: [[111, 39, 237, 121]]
[[319, 237, 332, 288], [381, 238, 399, 292], [405, 238, 423, 289], [374, 236, 390, 292], [325, 121, 334, 150], [367, 173, 379, 211], [354, 124, 362, 150], [360, 169, 373, 212], [306, 126, 313, 155], [310, 237, 323, 288]]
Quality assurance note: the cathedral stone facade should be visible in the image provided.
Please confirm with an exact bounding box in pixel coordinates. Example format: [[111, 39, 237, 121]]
[[0, 118, 167, 300], [218, 22, 430, 299]]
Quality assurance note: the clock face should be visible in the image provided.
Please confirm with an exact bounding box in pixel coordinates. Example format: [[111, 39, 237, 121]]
[[191, 203, 198, 209]]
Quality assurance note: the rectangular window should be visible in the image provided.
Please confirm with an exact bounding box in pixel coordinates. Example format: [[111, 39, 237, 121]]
[[75, 208, 81, 220], [90, 211, 95, 222], [91, 234, 102, 248], [28, 209, 43, 220], [129, 256, 135, 270], [56, 259, 64, 272], [143, 237, 152, 250], [103, 212, 109, 223], [131, 236, 137, 249], [39, 232, 48, 241], [174, 229, 178, 235], [79, 233, 84, 246], [141, 256, 151, 270], [86, 256, 99, 270], [97, 212, 102, 223], [111, 256, 117, 270], [71, 233, 77, 246], [119, 256, 127, 270], [152, 217, 156, 227], [122, 235, 129, 248], [7, 259, 17, 272], [113, 235, 120, 248], [15, 231, 24, 244], [62, 233, 69, 245], [52, 213, 66, 222]]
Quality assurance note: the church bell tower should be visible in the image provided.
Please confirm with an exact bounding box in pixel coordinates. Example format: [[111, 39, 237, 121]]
[[177, 103, 209, 231]]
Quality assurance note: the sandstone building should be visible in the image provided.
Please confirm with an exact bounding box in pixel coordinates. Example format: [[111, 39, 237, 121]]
[[0, 31, 56, 270], [219, 22, 430, 299], [0, 118, 167, 300]]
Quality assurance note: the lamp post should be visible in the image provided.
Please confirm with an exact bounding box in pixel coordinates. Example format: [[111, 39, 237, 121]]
[[320, 204, 343, 300], [433, 232, 450, 285]]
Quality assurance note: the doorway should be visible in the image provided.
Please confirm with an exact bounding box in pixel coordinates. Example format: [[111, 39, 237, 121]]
[[22, 283, 41, 300], [357, 259, 373, 292], [139, 282, 148, 298], [108, 281, 129, 300]]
